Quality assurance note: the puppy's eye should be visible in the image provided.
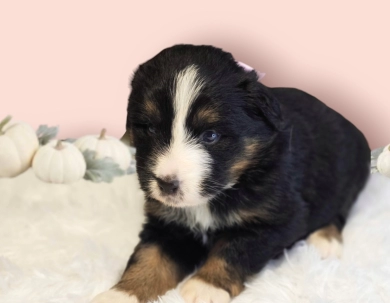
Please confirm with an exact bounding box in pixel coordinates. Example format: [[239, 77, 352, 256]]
[[148, 125, 156, 134], [201, 130, 220, 144], [133, 123, 156, 135]]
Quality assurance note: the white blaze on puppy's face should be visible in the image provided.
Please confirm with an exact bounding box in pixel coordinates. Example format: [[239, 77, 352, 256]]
[[152, 65, 213, 207]]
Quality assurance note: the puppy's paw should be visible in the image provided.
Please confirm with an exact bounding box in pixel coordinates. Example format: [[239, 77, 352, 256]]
[[180, 278, 230, 303], [307, 226, 343, 259], [90, 289, 139, 303]]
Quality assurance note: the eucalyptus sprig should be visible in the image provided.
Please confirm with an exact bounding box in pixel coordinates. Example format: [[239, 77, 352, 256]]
[[0, 115, 12, 135]]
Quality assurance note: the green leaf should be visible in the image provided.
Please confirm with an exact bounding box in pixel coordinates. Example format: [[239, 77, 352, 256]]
[[371, 147, 385, 174], [371, 147, 384, 159], [129, 146, 136, 156], [82, 149, 125, 183], [126, 163, 136, 175], [63, 138, 76, 143], [36, 125, 59, 145], [0, 115, 12, 134], [125, 146, 137, 175]]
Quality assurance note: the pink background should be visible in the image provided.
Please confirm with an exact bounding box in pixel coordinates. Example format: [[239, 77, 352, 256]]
[[1, 1, 389, 149]]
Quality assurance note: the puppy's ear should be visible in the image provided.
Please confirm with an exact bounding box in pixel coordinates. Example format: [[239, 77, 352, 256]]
[[238, 71, 283, 131], [120, 128, 134, 147]]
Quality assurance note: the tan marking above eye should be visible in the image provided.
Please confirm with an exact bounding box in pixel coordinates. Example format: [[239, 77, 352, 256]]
[[143, 99, 160, 115], [194, 107, 220, 124]]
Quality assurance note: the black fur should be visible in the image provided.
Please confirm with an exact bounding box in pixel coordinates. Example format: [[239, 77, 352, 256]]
[[122, 44, 371, 299]]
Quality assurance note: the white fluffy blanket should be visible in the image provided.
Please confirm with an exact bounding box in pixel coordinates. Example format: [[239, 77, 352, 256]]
[[1, 170, 389, 303]]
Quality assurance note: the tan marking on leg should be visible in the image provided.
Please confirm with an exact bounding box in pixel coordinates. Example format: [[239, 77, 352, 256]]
[[115, 244, 184, 303], [307, 224, 343, 259], [194, 256, 244, 297]]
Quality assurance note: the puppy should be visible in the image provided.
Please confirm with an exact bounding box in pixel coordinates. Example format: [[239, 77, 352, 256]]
[[92, 45, 370, 303]]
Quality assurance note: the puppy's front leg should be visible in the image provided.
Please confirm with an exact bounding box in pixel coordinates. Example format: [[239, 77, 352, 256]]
[[92, 221, 206, 303], [180, 228, 294, 303]]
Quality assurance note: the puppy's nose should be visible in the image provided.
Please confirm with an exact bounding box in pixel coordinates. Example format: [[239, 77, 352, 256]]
[[156, 177, 180, 195]]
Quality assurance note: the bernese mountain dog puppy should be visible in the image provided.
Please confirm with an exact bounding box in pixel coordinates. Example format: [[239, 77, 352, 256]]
[[92, 44, 370, 303]]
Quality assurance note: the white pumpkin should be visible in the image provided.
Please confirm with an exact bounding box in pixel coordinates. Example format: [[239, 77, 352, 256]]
[[0, 115, 39, 178], [74, 129, 131, 171], [380, 144, 390, 154], [377, 144, 390, 177], [32, 140, 86, 184]]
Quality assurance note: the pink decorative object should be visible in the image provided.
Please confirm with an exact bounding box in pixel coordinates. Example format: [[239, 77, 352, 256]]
[[237, 61, 266, 80]]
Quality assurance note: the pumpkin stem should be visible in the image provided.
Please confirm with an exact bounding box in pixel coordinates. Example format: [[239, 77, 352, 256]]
[[55, 140, 65, 150], [99, 128, 107, 140], [0, 115, 12, 135]]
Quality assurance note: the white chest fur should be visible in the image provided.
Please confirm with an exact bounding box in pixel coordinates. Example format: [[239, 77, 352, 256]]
[[182, 203, 215, 232]]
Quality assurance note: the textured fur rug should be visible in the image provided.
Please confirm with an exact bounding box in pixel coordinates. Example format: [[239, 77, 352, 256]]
[[0, 170, 389, 303]]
